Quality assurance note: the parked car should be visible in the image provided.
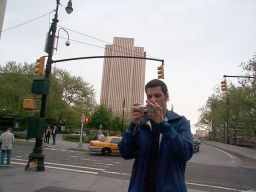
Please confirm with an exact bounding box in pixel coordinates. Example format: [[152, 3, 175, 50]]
[[193, 138, 200, 153], [88, 136, 122, 155]]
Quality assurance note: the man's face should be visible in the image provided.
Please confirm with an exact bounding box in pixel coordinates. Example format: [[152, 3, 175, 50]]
[[146, 86, 168, 111]]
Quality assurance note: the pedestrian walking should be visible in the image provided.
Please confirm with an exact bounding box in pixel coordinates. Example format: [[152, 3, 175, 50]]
[[0, 127, 15, 166], [45, 126, 51, 144], [118, 79, 193, 192], [52, 125, 57, 145]]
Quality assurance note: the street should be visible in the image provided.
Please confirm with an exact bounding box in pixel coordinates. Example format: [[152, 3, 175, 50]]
[[9, 142, 256, 192]]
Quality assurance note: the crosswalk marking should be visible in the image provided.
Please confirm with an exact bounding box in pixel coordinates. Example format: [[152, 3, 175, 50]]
[[11, 161, 98, 175], [12, 158, 105, 171]]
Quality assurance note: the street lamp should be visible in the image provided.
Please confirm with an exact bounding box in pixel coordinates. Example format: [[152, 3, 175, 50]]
[[26, 0, 73, 171], [65, 0, 73, 14]]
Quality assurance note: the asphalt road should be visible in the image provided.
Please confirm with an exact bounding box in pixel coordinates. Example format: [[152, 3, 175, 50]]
[[11, 142, 256, 192]]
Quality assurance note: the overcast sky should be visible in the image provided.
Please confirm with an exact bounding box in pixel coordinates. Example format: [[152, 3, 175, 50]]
[[1, 0, 256, 133]]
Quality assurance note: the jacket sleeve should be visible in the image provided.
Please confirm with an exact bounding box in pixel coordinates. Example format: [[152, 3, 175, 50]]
[[158, 118, 193, 161], [118, 123, 139, 160]]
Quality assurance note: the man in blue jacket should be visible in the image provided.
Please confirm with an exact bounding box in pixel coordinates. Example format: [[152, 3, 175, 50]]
[[118, 79, 193, 192]]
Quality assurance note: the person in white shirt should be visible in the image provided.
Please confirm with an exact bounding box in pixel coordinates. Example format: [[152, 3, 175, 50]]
[[97, 129, 105, 141], [0, 127, 15, 166]]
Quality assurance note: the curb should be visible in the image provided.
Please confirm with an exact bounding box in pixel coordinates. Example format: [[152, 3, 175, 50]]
[[203, 141, 256, 162]]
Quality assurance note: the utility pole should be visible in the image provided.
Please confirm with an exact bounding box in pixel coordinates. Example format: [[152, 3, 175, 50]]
[[78, 114, 84, 148], [226, 96, 230, 144], [220, 78, 229, 143]]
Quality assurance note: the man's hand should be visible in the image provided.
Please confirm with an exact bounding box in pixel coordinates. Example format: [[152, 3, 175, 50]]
[[130, 103, 143, 124], [146, 99, 165, 124]]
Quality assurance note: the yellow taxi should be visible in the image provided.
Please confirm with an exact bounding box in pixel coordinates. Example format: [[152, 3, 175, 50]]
[[88, 136, 122, 155]]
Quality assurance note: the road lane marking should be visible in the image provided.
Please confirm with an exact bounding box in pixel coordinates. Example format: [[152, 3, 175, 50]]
[[12, 158, 105, 171], [213, 148, 235, 158], [81, 158, 121, 164], [102, 170, 131, 176], [45, 148, 77, 153], [12, 158, 131, 177], [95, 162, 114, 166], [46, 165, 98, 174], [186, 182, 243, 191], [11, 161, 98, 175]]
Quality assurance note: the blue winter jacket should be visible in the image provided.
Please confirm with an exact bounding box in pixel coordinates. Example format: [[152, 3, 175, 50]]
[[118, 110, 193, 192]]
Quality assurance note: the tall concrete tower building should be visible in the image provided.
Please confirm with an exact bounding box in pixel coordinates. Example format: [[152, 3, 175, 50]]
[[100, 37, 146, 116], [0, 0, 7, 38]]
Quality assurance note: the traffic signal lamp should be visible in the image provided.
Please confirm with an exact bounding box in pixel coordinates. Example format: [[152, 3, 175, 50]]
[[84, 116, 91, 124], [221, 79, 228, 91], [157, 64, 164, 79], [34, 56, 45, 76]]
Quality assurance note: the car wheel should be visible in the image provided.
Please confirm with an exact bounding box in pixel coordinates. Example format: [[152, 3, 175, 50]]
[[102, 148, 111, 155], [197, 147, 199, 152]]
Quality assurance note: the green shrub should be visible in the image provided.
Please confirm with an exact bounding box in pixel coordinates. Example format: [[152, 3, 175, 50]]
[[13, 130, 27, 139], [63, 134, 96, 143]]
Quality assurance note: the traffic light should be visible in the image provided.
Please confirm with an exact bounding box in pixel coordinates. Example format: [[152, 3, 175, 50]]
[[84, 116, 91, 124], [157, 64, 164, 79], [221, 79, 228, 91], [34, 56, 45, 76]]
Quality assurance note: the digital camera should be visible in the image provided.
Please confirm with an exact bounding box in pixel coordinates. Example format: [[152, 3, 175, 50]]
[[139, 106, 155, 116]]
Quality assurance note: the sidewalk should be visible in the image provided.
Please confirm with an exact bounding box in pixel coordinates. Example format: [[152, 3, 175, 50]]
[[0, 166, 129, 192], [1, 135, 130, 192], [14, 134, 89, 151]]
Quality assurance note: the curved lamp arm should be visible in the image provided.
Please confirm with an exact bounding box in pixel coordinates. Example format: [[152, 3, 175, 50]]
[[54, 27, 70, 52]]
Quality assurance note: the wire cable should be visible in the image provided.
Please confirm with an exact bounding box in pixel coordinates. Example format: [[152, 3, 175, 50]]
[[58, 25, 158, 59], [58, 36, 150, 58], [0, 10, 160, 60], [0, 11, 54, 33]]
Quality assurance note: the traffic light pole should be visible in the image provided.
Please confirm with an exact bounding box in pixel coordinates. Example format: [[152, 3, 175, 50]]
[[53, 56, 164, 80], [222, 74, 254, 144], [223, 75, 254, 79], [53, 55, 164, 64], [26, 0, 60, 171]]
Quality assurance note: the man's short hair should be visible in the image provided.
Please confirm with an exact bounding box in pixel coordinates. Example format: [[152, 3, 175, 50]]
[[145, 79, 169, 98], [7, 127, 12, 131]]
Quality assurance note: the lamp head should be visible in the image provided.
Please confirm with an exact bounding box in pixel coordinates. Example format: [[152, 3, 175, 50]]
[[65, 0, 73, 14], [65, 40, 70, 46]]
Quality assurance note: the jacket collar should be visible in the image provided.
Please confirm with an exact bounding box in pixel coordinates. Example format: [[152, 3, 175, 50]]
[[165, 110, 182, 121]]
